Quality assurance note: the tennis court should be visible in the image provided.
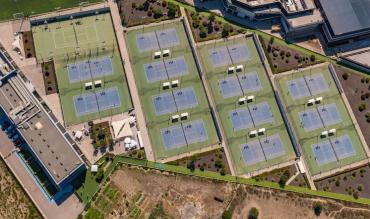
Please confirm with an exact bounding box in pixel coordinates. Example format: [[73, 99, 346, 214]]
[[313, 135, 356, 166], [161, 119, 208, 150], [299, 103, 342, 132], [126, 21, 219, 160], [229, 102, 274, 131], [144, 57, 188, 83], [208, 43, 250, 68], [152, 87, 198, 115], [229, 108, 254, 131], [228, 43, 250, 64], [239, 71, 263, 94], [208, 47, 232, 68], [219, 71, 263, 98], [277, 64, 368, 176], [241, 134, 286, 165], [74, 87, 121, 116], [287, 73, 329, 100], [219, 76, 243, 98], [136, 28, 179, 52], [67, 57, 113, 83]]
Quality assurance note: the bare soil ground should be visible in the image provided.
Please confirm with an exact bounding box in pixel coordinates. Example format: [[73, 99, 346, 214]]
[[93, 166, 370, 219], [0, 158, 41, 219], [335, 66, 370, 148]]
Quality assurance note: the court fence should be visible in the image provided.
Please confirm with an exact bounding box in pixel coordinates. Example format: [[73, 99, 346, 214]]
[[93, 155, 370, 206]]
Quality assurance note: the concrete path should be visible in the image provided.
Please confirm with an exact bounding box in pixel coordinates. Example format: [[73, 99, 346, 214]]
[[108, 0, 155, 161]]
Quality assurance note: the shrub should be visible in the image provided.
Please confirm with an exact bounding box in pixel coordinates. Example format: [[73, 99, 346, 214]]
[[187, 160, 195, 171], [202, 20, 208, 27], [335, 180, 340, 187], [153, 8, 163, 18], [132, 2, 137, 8], [269, 36, 274, 45], [192, 19, 200, 28], [366, 78, 370, 83], [161, 0, 167, 7], [353, 192, 359, 199], [286, 51, 291, 57], [359, 103, 366, 112], [220, 168, 226, 176], [342, 72, 350, 80], [199, 28, 207, 38], [280, 50, 286, 57], [222, 210, 232, 219], [222, 23, 231, 38], [215, 159, 224, 169], [361, 77, 366, 83], [279, 174, 288, 187], [167, 2, 177, 18], [313, 202, 322, 216], [208, 13, 216, 22], [357, 184, 364, 191], [248, 207, 259, 219], [310, 55, 316, 62], [214, 25, 220, 31], [147, 10, 153, 16], [95, 169, 104, 183]]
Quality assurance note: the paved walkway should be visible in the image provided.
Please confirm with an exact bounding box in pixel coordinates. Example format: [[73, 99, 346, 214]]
[[108, 0, 155, 161]]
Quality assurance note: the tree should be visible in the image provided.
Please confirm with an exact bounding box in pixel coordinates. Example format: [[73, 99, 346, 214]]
[[310, 54, 316, 62], [153, 8, 163, 19], [199, 27, 207, 38], [208, 13, 216, 22], [167, 2, 177, 18], [222, 23, 230, 38], [248, 207, 259, 219], [95, 169, 104, 183], [313, 202, 322, 216], [187, 160, 195, 171], [279, 174, 288, 187]]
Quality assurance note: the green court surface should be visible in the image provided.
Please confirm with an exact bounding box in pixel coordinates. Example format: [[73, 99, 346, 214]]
[[276, 65, 368, 176], [33, 13, 116, 62], [198, 36, 296, 175], [125, 21, 219, 160], [32, 13, 132, 126]]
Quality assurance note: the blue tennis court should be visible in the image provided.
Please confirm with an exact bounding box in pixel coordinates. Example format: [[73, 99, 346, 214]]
[[238, 71, 263, 94], [74, 87, 121, 116], [67, 57, 113, 83], [161, 124, 187, 150], [208, 47, 232, 68], [156, 28, 180, 48], [305, 73, 329, 96], [229, 108, 254, 131], [299, 109, 324, 132], [331, 135, 356, 160], [164, 57, 188, 78], [317, 103, 342, 127], [260, 135, 286, 160], [219, 76, 243, 98], [249, 102, 274, 126], [173, 87, 198, 111], [136, 32, 159, 52], [153, 92, 177, 115], [228, 43, 250, 64], [241, 140, 265, 165], [161, 119, 208, 149], [287, 78, 311, 100], [312, 140, 337, 166], [144, 61, 168, 82], [182, 120, 208, 145]]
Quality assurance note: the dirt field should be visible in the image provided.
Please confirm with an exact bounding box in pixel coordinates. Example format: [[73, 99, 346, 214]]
[[0, 158, 41, 219], [88, 166, 370, 219]]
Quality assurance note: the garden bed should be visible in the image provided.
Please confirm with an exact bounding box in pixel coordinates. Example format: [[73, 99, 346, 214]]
[[22, 31, 35, 59], [259, 35, 323, 74], [335, 65, 370, 148], [41, 61, 58, 95], [253, 165, 308, 188], [167, 148, 231, 175], [89, 121, 113, 149], [117, 0, 180, 27], [315, 165, 370, 199], [185, 9, 245, 42]]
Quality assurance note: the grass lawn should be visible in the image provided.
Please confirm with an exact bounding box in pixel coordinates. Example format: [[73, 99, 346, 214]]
[[276, 64, 368, 176], [0, 0, 103, 21], [125, 21, 219, 160], [32, 13, 132, 126], [198, 36, 296, 175]]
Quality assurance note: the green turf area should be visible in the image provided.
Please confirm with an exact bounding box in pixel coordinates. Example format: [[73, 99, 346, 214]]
[[276, 64, 368, 176], [125, 21, 219, 160], [0, 0, 103, 21], [198, 36, 296, 175], [32, 13, 132, 126]]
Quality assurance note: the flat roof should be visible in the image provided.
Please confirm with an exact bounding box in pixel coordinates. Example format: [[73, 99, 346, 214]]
[[319, 0, 370, 36], [0, 52, 83, 184]]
